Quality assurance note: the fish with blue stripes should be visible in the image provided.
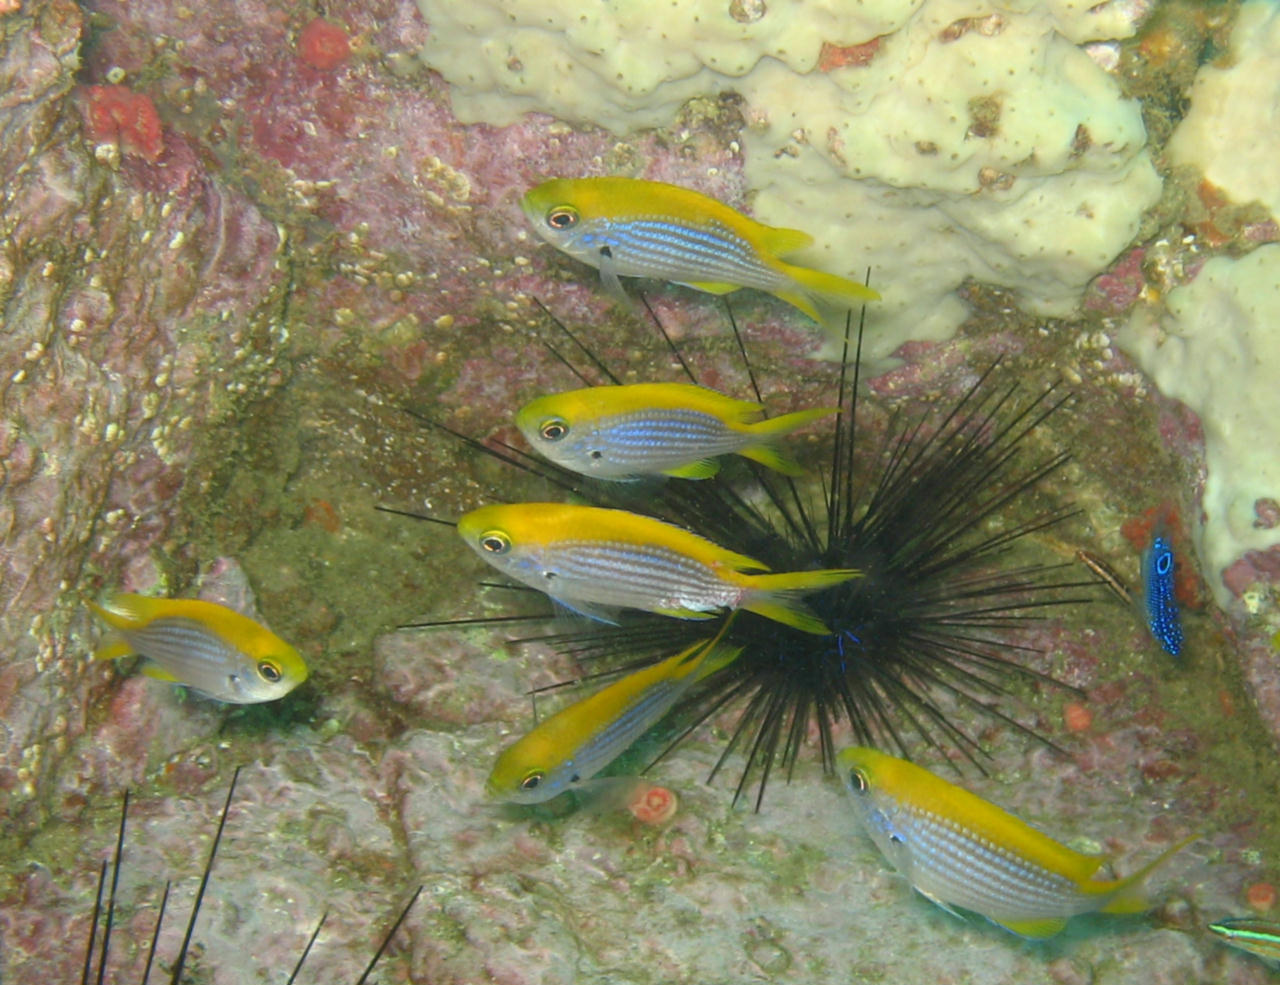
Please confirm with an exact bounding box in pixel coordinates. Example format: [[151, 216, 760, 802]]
[[515, 382, 839, 480], [521, 176, 880, 324], [838, 747, 1195, 939], [1141, 527, 1184, 656], [487, 637, 741, 803], [88, 592, 308, 703], [456, 502, 859, 633], [1209, 916, 1280, 967]]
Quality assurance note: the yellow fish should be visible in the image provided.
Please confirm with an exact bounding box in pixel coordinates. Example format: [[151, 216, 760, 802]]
[[456, 502, 858, 634], [837, 747, 1196, 939], [88, 592, 308, 703], [521, 177, 880, 324], [488, 637, 741, 803], [515, 382, 838, 480]]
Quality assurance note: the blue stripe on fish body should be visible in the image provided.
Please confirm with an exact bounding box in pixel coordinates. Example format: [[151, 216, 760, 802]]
[[578, 676, 686, 774], [533, 400, 765, 479], [127, 618, 240, 672], [576, 218, 786, 291], [535, 541, 743, 613], [534, 678, 687, 798], [892, 806, 1095, 922], [583, 411, 744, 470], [1141, 534, 1183, 656]]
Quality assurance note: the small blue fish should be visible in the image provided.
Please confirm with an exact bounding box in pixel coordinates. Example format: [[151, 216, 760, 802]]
[[1141, 528, 1183, 656]]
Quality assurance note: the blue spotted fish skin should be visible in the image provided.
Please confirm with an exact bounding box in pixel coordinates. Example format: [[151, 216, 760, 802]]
[[1141, 531, 1183, 656]]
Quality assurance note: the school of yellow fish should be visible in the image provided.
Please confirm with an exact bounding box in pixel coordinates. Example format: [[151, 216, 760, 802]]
[[86, 175, 1240, 962]]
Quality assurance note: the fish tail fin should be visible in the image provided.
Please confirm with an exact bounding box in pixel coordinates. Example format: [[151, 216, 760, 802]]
[[1098, 832, 1200, 915], [87, 592, 153, 631], [773, 262, 881, 323], [91, 634, 134, 663], [691, 643, 745, 681], [738, 405, 841, 474], [742, 568, 861, 634]]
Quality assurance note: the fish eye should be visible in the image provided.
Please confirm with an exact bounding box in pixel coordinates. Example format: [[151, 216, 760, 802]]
[[479, 530, 511, 554], [539, 418, 568, 441], [1156, 551, 1173, 576], [520, 771, 544, 791], [847, 768, 869, 793], [546, 206, 578, 230], [257, 660, 282, 683]]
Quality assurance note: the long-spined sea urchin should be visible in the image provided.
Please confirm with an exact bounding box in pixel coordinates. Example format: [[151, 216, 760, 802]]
[[400, 302, 1095, 810]]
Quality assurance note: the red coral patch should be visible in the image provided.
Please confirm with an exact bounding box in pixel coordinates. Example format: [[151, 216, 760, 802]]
[[80, 84, 164, 162], [299, 17, 351, 70], [817, 37, 881, 71]]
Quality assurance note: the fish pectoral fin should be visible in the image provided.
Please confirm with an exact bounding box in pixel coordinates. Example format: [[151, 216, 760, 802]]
[[140, 660, 181, 683], [915, 888, 969, 923], [679, 279, 740, 296], [992, 916, 1069, 940], [597, 248, 629, 303], [663, 458, 721, 479], [552, 598, 622, 626]]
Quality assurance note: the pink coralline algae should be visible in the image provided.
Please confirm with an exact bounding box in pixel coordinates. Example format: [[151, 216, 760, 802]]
[[2, 0, 1279, 981], [1085, 246, 1146, 312]]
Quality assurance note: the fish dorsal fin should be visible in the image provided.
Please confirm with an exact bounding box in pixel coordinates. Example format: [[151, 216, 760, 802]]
[[712, 549, 772, 574], [760, 225, 815, 257]]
